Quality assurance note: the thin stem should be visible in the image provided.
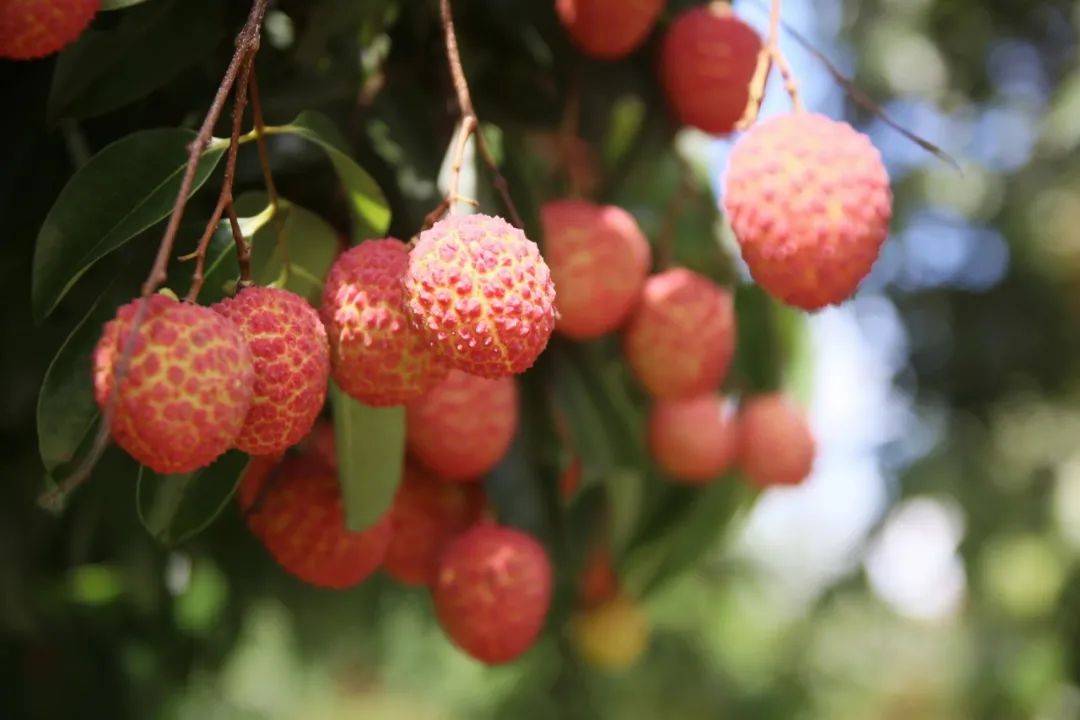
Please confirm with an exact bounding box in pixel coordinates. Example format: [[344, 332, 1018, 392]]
[[735, 0, 801, 129], [249, 68, 279, 208]]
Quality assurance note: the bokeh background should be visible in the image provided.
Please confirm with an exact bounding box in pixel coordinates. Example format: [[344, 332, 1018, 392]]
[[3, 0, 1080, 717]]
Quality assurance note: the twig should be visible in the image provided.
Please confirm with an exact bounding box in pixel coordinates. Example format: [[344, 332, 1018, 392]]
[[249, 68, 279, 208], [38, 0, 272, 513], [735, 0, 802, 130]]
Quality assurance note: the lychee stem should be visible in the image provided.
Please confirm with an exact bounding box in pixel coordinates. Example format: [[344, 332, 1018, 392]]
[[735, 0, 803, 131]]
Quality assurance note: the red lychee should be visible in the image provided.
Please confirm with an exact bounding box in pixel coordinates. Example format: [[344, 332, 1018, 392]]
[[623, 268, 736, 399], [321, 239, 447, 406], [297, 418, 337, 469], [649, 393, 739, 484], [723, 112, 893, 310], [578, 545, 619, 610], [0, 0, 98, 60], [93, 295, 253, 474], [404, 214, 556, 378], [384, 464, 485, 587], [406, 369, 518, 482], [738, 393, 815, 487], [541, 200, 652, 340], [213, 287, 329, 456], [433, 524, 553, 664], [555, 0, 663, 60], [559, 456, 582, 501], [659, 6, 762, 135], [239, 454, 391, 588]]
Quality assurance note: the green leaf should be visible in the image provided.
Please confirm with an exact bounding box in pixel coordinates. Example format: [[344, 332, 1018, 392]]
[[329, 381, 404, 532], [32, 129, 226, 322], [268, 111, 391, 238], [49, 0, 225, 121], [101, 0, 154, 9], [136, 451, 249, 545]]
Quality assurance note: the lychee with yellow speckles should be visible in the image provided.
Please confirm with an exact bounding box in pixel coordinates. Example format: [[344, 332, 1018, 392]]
[[322, 239, 447, 406], [213, 286, 329, 456], [738, 393, 815, 487], [239, 454, 392, 589], [384, 463, 485, 587], [649, 393, 740, 484], [433, 523, 552, 664], [406, 369, 518, 482], [93, 294, 254, 474], [556, 0, 663, 60], [404, 214, 556, 378], [541, 200, 651, 340], [0, 0, 99, 60], [724, 112, 892, 310], [623, 268, 736, 399]]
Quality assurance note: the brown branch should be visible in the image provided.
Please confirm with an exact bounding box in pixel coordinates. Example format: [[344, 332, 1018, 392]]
[[38, 0, 272, 513], [249, 68, 279, 208]]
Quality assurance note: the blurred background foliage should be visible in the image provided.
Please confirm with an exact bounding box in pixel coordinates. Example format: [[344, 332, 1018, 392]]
[[2, 0, 1080, 717]]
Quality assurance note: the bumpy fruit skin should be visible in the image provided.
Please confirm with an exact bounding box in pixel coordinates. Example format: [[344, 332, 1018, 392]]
[[404, 214, 556, 378], [649, 394, 739, 484], [659, 6, 762, 135], [572, 593, 650, 671], [541, 200, 651, 340], [738, 394, 815, 487], [623, 269, 736, 399], [213, 287, 329, 456], [556, 0, 663, 60], [239, 455, 392, 588], [384, 464, 485, 587], [321, 239, 447, 406], [723, 113, 893, 310], [406, 370, 518, 482], [93, 295, 253, 474], [0, 0, 98, 60], [433, 524, 552, 664]]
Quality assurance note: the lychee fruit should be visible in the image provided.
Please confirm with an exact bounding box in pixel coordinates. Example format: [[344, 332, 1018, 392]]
[[738, 393, 815, 487], [649, 393, 739, 484], [556, 0, 664, 60], [406, 369, 518, 482], [321, 239, 447, 406], [723, 112, 893, 310], [559, 456, 582, 501], [297, 418, 337, 469], [572, 593, 651, 671], [404, 214, 556, 378], [93, 294, 253, 474], [383, 463, 485, 587], [578, 544, 619, 610], [239, 454, 392, 588], [0, 0, 98, 60], [623, 268, 736, 399], [433, 523, 553, 664], [213, 287, 329, 456], [541, 200, 651, 340], [659, 5, 762, 135]]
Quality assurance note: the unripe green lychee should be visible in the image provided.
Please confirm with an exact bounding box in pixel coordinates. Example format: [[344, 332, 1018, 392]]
[[213, 287, 329, 456], [623, 269, 736, 399], [556, 0, 663, 60], [659, 5, 762, 135], [404, 214, 556, 378], [649, 393, 739, 484], [406, 369, 518, 482], [433, 524, 553, 664], [572, 592, 651, 671], [0, 0, 98, 60], [93, 295, 254, 474], [723, 112, 893, 310], [541, 200, 651, 340], [322, 239, 447, 406], [239, 454, 392, 589], [384, 463, 485, 587], [738, 393, 815, 487]]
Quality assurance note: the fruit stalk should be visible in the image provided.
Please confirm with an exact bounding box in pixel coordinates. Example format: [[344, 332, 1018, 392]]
[[735, 0, 802, 130]]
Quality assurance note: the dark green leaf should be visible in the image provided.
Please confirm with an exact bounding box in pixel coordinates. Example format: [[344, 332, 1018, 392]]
[[136, 451, 248, 545], [49, 0, 225, 121], [32, 129, 226, 321], [329, 381, 405, 532], [269, 111, 391, 238]]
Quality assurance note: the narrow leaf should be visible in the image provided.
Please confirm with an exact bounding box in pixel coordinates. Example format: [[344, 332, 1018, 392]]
[[136, 451, 248, 545], [329, 381, 404, 532], [101, 0, 154, 9], [32, 129, 226, 321]]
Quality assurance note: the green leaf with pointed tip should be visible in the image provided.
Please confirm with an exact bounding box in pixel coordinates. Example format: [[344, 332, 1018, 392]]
[[329, 381, 404, 532], [269, 112, 391, 238], [32, 129, 226, 322], [136, 451, 249, 545]]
